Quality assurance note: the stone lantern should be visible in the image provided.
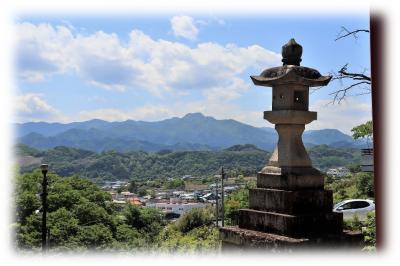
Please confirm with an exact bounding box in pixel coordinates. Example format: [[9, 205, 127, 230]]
[[220, 39, 362, 250], [251, 38, 331, 179]]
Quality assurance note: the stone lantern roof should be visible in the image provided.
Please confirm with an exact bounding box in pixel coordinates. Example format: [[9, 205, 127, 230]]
[[250, 38, 332, 87]]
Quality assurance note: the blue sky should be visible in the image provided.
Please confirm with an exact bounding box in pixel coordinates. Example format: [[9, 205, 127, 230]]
[[14, 13, 372, 133]]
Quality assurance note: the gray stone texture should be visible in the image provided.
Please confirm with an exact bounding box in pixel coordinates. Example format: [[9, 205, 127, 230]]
[[257, 169, 324, 190], [220, 226, 364, 251], [248, 188, 333, 214], [238, 209, 342, 238]]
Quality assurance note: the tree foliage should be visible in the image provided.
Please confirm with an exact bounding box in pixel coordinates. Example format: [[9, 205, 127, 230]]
[[363, 212, 376, 250], [351, 121, 373, 148], [175, 207, 214, 233], [14, 170, 165, 252], [325, 171, 374, 204], [224, 188, 249, 225], [351, 121, 373, 140]]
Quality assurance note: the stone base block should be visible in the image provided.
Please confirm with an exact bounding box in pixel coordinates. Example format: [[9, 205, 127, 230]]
[[220, 226, 364, 251], [257, 167, 324, 190], [220, 226, 309, 251], [249, 188, 333, 214], [238, 209, 343, 238]]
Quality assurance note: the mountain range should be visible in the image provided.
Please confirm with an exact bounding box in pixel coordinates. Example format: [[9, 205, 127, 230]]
[[15, 113, 365, 152]]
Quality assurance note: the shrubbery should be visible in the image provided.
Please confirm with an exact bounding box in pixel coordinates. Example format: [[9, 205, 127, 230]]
[[175, 207, 214, 233], [363, 212, 376, 251], [157, 207, 220, 253], [325, 172, 374, 204]]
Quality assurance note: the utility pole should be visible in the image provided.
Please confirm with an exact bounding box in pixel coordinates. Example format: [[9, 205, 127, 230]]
[[215, 174, 219, 227], [221, 167, 225, 227], [40, 164, 48, 253]]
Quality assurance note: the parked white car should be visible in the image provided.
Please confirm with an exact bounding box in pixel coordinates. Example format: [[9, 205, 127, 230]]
[[333, 199, 375, 221]]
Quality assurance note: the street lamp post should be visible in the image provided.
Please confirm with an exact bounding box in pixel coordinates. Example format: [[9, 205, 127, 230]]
[[215, 174, 219, 227], [221, 167, 225, 227], [40, 164, 48, 253]]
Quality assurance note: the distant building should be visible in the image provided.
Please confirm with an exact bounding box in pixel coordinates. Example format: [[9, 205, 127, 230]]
[[102, 180, 128, 190], [326, 167, 351, 177], [179, 193, 195, 200], [145, 202, 207, 216], [112, 200, 126, 204], [121, 191, 134, 198], [127, 197, 143, 206], [172, 191, 185, 197], [181, 175, 194, 180], [155, 191, 170, 199]]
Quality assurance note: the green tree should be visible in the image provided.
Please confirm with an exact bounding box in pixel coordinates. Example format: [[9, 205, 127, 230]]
[[48, 208, 80, 248], [16, 191, 41, 224], [158, 225, 221, 253], [122, 204, 165, 243], [128, 180, 138, 193], [175, 207, 214, 233], [73, 201, 114, 229], [123, 204, 142, 229], [113, 224, 145, 249], [351, 120, 373, 147], [14, 171, 120, 251], [137, 187, 147, 197], [16, 213, 42, 249], [224, 188, 249, 225], [75, 224, 113, 250], [363, 212, 376, 250], [165, 178, 185, 189], [157, 209, 220, 253], [355, 172, 374, 198]]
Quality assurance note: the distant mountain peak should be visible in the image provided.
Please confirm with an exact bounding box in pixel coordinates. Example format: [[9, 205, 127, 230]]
[[182, 112, 206, 119], [85, 118, 107, 123]]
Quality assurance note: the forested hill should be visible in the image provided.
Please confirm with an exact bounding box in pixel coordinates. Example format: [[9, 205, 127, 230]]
[[16, 144, 361, 182]]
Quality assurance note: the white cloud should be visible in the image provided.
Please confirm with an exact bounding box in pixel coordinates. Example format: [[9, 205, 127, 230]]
[[16, 22, 280, 96], [203, 77, 249, 102], [15, 22, 283, 125], [307, 99, 372, 134], [14, 93, 65, 122], [170, 15, 199, 40], [16, 22, 74, 81]]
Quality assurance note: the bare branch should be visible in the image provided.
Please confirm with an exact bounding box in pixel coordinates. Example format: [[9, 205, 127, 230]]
[[335, 26, 370, 41], [336, 64, 371, 82], [328, 81, 371, 104], [325, 26, 372, 104]]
